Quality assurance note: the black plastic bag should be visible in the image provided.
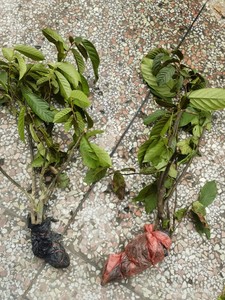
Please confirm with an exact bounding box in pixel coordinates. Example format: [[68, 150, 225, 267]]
[[27, 216, 70, 268]]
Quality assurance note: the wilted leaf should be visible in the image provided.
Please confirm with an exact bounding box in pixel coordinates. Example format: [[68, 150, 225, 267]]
[[133, 182, 157, 214], [112, 171, 126, 200], [14, 45, 45, 61], [156, 65, 176, 86], [82, 39, 100, 81], [57, 173, 70, 189], [189, 88, 225, 111], [198, 181, 217, 207], [84, 167, 108, 184], [14, 53, 27, 80]]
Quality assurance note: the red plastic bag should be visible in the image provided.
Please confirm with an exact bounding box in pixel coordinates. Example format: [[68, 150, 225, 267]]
[[101, 224, 172, 285]]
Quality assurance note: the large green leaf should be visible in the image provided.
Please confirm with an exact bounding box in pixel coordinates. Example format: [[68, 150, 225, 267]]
[[133, 182, 157, 213], [198, 181, 217, 207], [71, 48, 85, 74], [84, 167, 107, 184], [18, 106, 26, 142], [70, 90, 91, 108], [22, 89, 54, 122], [141, 57, 176, 99], [189, 88, 225, 111], [54, 70, 72, 99], [138, 139, 152, 166], [82, 39, 100, 81], [14, 45, 45, 61], [91, 143, 112, 167], [56, 62, 81, 88]]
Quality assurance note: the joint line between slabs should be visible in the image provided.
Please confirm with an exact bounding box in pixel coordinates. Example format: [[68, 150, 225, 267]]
[[176, 0, 210, 49]]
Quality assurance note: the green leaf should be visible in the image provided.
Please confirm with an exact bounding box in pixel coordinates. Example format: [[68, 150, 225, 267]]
[[31, 155, 44, 167], [82, 39, 100, 81], [138, 139, 152, 166], [75, 111, 85, 132], [143, 110, 166, 125], [133, 182, 157, 214], [198, 181, 217, 207], [18, 106, 26, 142], [71, 48, 85, 74], [84, 167, 108, 184], [0, 70, 8, 91], [90, 143, 112, 167], [57, 173, 70, 189], [29, 123, 40, 142], [85, 130, 104, 139], [53, 107, 72, 123], [80, 137, 112, 168], [54, 70, 72, 99], [64, 115, 73, 132], [14, 53, 27, 80], [141, 57, 176, 99], [14, 45, 45, 61], [177, 139, 193, 155], [80, 74, 90, 96], [2, 48, 14, 61], [156, 65, 176, 86], [146, 48, 169, 59], [70, 90, 91, 108], [22, 89, 54, 122], [42, 28, 69, 51], [174, 208, 187, 222], [150, 114, 173, 138], [56, 62, 81, 88], [189, 88, 225, 111], [179, 110, 197, 127], [112, 171, 126, 200]]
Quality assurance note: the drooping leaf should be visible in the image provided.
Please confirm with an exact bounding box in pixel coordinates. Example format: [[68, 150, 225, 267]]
[[85, 129, 104, 139], [112, 171, 126, 200], [54, 70, 72, 99], [75, 111, 85, 133], [53, 107, 72, 123], [64, 115, 74, 132], [150, 114, 173, 138], [189, 88, 225, 111], [0, 70, 8, 91], [90, 143, 112, 167], [138, 139, 152, 166], [179, 110, 197, 127], [84, 167, 108, 184], [29, 123, 40, 142], [42, 28, 69, 51], [80, 74, 90, 96], [191, 210, 210, 239], [141, 57, 176, 99], [82, 39, 100, 81], [31, 155, 45, 167], [198, 181, 217, 207], [2, 48, 14, 61], [171, 49, 184, 61], [14, 45, 45, 61], [156, 65, 176, 86], [143, 110, 166, 125], [79, 137, 99, 168], [14, 53, 27, 80], [133, 182, 157, 214], [71, 48, 85, 74], [18, 106, 26, 142], [56, 62, 81, 88], [177, 139, 193, 155], [75, 37, 88, 60], [22, 89, 54, 122], [70, 90, 91, 108]]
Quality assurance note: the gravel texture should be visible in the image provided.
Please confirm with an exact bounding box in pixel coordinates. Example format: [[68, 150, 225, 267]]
[[0, 0, 225, 299]]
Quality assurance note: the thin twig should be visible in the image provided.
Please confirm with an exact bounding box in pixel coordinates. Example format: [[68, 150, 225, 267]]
[[27, 126, 37, 198]]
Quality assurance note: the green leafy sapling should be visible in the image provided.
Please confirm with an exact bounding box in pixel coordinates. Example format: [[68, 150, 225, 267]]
[[0, 28, 111, 225], [113, 47, 224, 238]]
